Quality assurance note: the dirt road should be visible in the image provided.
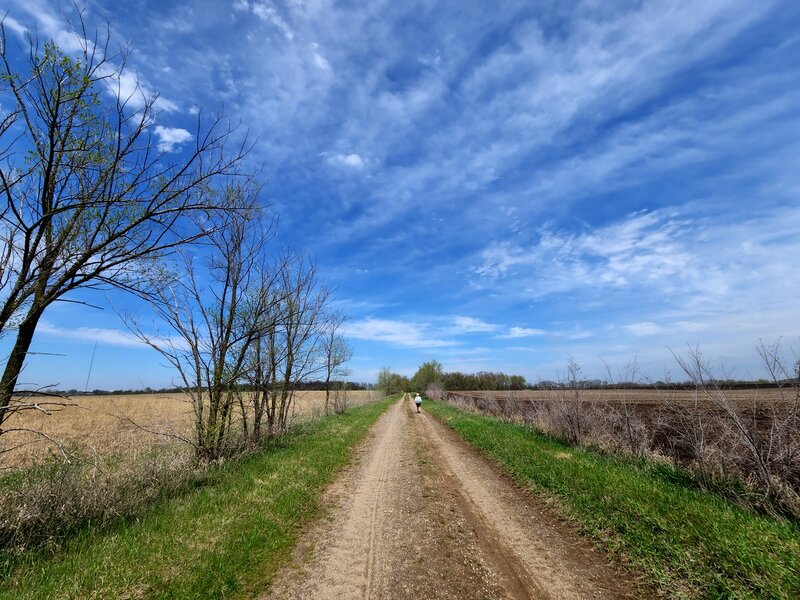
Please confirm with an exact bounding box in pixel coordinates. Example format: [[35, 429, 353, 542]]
[[266, 396, 636, 599]]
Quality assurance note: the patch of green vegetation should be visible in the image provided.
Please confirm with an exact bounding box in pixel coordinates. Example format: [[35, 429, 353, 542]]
[[0, 397, 395, 599], [425, 400, 800, 599]]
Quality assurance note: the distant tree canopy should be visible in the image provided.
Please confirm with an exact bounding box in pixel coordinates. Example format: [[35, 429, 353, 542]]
[[28, 380, 374, 397], [407, 363, 529, 392], [376, 367, 410, 395], [410, 360, 444, 392], [441, 370, 528, 391]]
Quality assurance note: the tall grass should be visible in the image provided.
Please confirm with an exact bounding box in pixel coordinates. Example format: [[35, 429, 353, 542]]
[[0, 397, 394, 599], [0, 445, 199, 559], [426, 399, 800, 598]]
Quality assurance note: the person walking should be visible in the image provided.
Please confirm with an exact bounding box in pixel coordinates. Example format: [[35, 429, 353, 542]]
[[414, 392, 422, 413]]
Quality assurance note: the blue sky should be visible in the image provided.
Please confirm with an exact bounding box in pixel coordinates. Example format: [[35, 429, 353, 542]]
[[2, 0, 800, 389]]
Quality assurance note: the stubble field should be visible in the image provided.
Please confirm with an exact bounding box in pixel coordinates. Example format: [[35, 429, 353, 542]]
[[1, 390, 381, 469]]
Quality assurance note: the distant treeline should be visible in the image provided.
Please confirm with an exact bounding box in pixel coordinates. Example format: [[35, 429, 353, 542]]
[[536, 379, 795, 390], [387, 361, 794, 394], [20, 380, 375, 397], [33, 377, 789, 398]]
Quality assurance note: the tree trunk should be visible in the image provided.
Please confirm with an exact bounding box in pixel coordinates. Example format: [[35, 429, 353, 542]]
[[0, 309, 44, 427], [325, 375, 331, 415]]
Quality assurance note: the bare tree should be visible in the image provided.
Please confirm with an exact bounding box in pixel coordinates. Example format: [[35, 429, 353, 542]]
[[129, 186, 269, 461], [269, 254, 329, 432], [241, 252, 332, 438], [331, 372, 353, 415], [0, 19, 249, 427], [320, 311, 353, 414], [243, 293, 279, 444], [240, 252, 293, 443]]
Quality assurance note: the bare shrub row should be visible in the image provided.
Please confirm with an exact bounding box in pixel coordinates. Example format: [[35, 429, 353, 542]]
[[432, 344, 800, 518]]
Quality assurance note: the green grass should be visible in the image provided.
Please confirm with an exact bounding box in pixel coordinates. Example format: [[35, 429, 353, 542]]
[[425, 400, 800, 599], [0, 397, 395, 599]]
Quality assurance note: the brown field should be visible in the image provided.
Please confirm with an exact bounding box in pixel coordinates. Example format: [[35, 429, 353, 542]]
[[442, 386, 800, 496], [444, 387, 794, 406], [442, 387, 797, 438], [1, 390, 382, 470]]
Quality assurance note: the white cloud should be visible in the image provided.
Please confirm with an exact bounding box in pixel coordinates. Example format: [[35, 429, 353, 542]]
[[343, 318, 454, 348], [500, 326, 547, 339], [474, 204, 800, 324], [624, 322, 663, 337], [97, 65, 179, 113], [565, 331, 594, 341], [250, 1, 294, 41], [473, 242, 531, 278], [312, 43, 331, 71], [154, 125, 193, 152], [674, 321, 709, 332], [287, 0, 774, 242], [451, 316, 497, 333], [329, 153, 365, 168], [5, 3, 179, 113], [38, 322, 145, 349]]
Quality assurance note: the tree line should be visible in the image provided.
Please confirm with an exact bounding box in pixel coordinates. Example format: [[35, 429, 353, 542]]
[[382, 360, 789, 396], [33, 380, 374, 397]]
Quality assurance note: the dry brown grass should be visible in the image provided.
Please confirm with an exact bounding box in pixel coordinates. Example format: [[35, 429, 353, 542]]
[[1, 390, 380, 470]]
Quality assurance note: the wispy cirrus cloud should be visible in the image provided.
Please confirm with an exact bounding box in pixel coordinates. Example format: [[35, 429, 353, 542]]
[[499, 327, 547, 339], [4, 1, 180, 113], [237, 0, 295, 41], [472, 208, 715, 298], [450, 316, 498, 334], [282, 0, 776, 239], [1, 14, 27, 36], [37, 322, 145, 349], [623, 322, 664, 337], [343, 318, 454, 349], [472, 203, 800, 313]]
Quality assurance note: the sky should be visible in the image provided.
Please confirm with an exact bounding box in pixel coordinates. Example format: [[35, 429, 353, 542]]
[[2, 0, 800, 390]]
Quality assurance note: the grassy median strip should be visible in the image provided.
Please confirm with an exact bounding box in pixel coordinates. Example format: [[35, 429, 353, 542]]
[[0, 397, 395, 600], [425, 400, 800, 599]]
